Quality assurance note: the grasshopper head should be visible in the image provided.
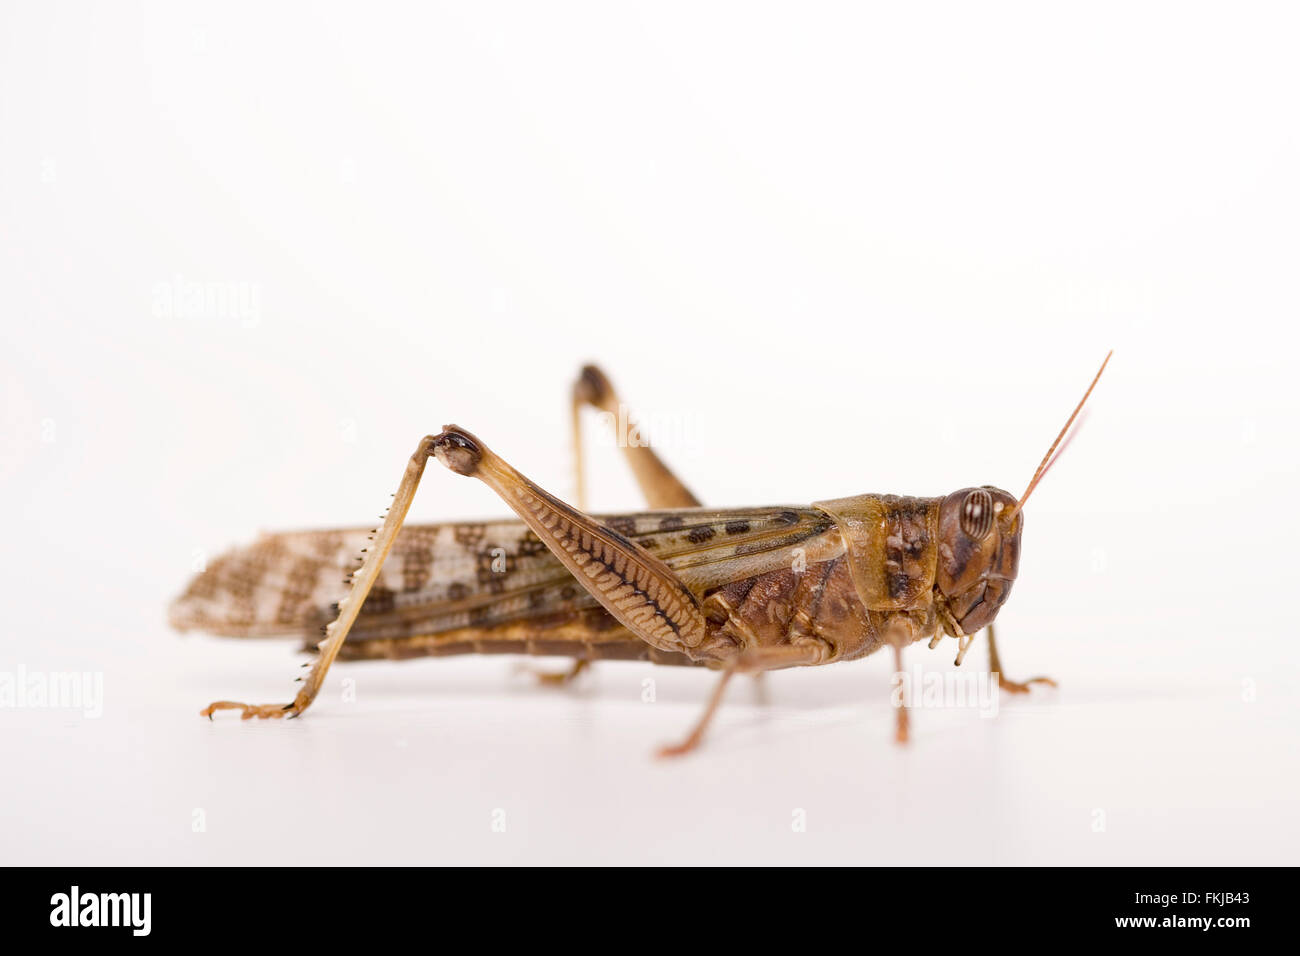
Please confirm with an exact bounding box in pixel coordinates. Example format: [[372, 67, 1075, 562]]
[[936, 487, 1022, 634], [936, 350, 1112, 642]]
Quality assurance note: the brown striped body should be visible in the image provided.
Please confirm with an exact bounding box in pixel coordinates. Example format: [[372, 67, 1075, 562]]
[[186, 355, 1107, 736], [172, 496, 956, 669]]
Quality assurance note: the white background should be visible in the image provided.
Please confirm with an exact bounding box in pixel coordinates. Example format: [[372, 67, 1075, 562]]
[[2, 2, 1297, 865]]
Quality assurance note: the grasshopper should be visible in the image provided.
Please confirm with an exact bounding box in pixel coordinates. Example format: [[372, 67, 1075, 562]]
[[172, 353, 1111, 755]]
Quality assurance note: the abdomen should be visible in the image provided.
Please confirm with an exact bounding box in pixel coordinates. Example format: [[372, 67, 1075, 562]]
[[702, 555, 879, 664]]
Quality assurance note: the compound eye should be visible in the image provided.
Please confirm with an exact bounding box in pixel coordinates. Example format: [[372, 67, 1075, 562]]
[[960, 489, 994, 539]]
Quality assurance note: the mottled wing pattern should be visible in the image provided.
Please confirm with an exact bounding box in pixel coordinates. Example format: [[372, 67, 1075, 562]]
[[169, 507, 834, 645], [169, 520, 554, 639], [168, 526, 342, 638]]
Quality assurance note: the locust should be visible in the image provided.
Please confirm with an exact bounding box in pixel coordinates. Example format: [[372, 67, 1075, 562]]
[[171, 353, 1111, 755]]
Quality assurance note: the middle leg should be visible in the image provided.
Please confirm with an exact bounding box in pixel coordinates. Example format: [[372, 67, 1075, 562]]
[[656, 644, 822, 758], [892, 642, 910, 743], [520, 658, 589, 686]]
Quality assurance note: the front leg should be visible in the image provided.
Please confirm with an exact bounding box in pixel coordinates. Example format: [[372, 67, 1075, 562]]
[[987, 623, 1057, 695]]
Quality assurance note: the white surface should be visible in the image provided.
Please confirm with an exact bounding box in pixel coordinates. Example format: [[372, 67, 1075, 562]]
[[2, 2, 1297, 865]]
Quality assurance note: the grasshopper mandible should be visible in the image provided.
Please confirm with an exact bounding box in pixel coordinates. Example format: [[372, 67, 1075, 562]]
[[172, 353, 1111, 754]]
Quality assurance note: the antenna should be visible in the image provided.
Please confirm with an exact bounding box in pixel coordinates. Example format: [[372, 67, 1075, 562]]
[[1008, 350, 1113, 519]]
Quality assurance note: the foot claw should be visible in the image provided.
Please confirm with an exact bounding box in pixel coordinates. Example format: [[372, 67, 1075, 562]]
[[515, 659, 588, 687], [895, 711, 910, 744], [655, 739, 698, 759], [998, 675, 1057, 695], [200, 700, 300, 720], [533, 672, 571, 687]]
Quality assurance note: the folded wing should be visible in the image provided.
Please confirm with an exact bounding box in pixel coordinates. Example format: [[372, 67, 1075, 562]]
[[169, 507, 835, 646]]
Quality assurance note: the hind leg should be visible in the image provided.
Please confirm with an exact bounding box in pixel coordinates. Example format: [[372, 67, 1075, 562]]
[[202, 434, 441, 719], [529, 366, 704, 686], [203, 425, 716, 720], [571, 364, 700, 511]]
